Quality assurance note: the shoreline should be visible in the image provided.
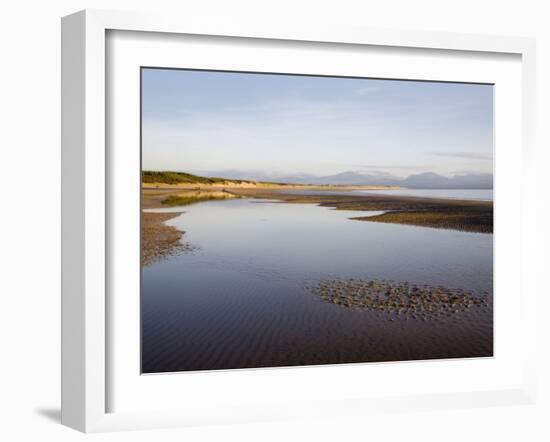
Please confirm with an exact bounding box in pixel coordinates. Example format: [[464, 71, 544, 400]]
[[140, 186, 493, 267], [141, 190, 197, 267], [226, 188, 493, 234], [141, 211, 189, 267]]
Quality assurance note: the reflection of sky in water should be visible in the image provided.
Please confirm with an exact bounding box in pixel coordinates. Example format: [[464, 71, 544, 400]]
[[162, 199, 492, 291], [142, 198, 493, 372]]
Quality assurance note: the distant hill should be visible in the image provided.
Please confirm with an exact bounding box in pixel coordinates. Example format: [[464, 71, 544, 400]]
[[189, 169, 493, 189], [400, 172, 493, 189], [143, 170, 492, 189]]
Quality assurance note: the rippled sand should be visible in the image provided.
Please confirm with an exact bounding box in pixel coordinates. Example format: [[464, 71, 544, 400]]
[[142, 272, 493, 372]]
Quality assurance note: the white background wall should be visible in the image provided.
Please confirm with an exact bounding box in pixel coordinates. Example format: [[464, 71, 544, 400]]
[[0, 1, 548, 441]]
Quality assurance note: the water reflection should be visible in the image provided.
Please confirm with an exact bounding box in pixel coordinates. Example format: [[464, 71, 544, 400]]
[[142, 198, 493, 373], [160, 189, 240, 207]]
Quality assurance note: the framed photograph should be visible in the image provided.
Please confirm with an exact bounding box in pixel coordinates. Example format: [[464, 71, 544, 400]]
[[61, 9, 538, 432]]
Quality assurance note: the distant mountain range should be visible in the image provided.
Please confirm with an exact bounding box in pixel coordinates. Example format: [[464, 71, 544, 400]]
[[191, 170, 493, 189]]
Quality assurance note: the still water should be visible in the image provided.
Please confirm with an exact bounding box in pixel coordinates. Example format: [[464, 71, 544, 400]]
[[142, 197, 493, 373]]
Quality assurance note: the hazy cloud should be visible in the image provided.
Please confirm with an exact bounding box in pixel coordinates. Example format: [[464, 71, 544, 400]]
[[431, 151, 493, 161], [142, 69, 494, 177], [356, 85, 381, 96]]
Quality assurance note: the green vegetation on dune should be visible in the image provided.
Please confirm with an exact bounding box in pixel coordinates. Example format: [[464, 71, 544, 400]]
[[142, 171, 253, 185]]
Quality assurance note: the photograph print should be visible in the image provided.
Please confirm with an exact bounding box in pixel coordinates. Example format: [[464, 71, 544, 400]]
[[140, 68, 493, 373]]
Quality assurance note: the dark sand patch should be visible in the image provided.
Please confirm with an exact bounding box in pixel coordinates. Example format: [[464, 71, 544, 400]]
[[352, 208, 492, 233], [141, 211, 195, 267], [309, 278, 490, 321], [228, 189, 493, 233]]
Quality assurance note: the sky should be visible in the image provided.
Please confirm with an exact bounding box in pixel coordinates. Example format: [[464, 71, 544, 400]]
[[141, 68, 493, 178]]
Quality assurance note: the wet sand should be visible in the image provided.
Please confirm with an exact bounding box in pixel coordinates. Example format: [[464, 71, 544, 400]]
[[228, 188, 493, 233], [310, 279, 490, 320], [141, 189, 198, 267], [141, 212, 195, 267], [143, 273, 493, 372]]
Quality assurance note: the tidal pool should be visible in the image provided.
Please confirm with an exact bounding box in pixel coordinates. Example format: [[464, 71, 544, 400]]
[[142, 197, 493, 373]]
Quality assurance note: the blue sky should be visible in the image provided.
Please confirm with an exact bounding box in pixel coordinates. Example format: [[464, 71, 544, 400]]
[[142, 68, 493, 178]]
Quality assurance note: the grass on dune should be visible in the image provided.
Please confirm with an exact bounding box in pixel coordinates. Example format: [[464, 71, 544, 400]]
[[142, 171, 252, 185]]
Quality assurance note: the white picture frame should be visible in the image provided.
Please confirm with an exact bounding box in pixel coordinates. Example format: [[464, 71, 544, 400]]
[[61, 9, 538, 433]]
